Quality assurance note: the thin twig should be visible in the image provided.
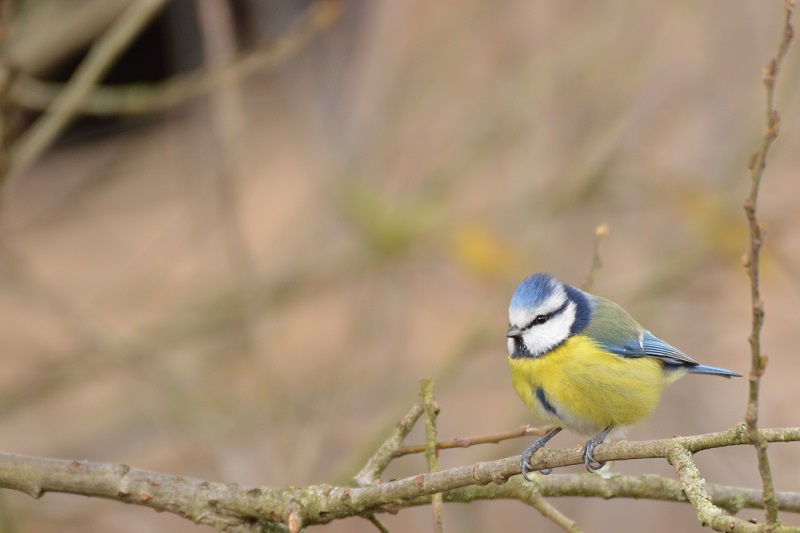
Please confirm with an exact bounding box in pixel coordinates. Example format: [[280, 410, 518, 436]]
[[393, 424, 555, 457], [742, 1, 798, 527], [421, 378, 445, 533], [581, 224, 608, 292], [365, 514, 393, 533], [526, 493, 582, 533], [3, 0, 168, 188], [353, 401, 424, 487]]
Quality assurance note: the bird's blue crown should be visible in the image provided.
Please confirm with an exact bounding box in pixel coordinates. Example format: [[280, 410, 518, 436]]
[[509, 273, 561, 310]]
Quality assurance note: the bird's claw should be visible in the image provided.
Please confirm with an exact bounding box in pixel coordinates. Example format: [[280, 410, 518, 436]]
[[581, 426, 612, 472], [521, 444, 549, 481], [520, 427, 562, 480], [582, 451, 606, 471]]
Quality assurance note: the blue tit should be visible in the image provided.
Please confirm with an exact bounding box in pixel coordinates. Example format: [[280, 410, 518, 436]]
[[505, 273, 741, 480]]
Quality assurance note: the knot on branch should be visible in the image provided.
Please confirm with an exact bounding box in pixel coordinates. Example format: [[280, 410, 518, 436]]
[[763, 59, 777, 86], [766, 110, 781, 138], [743, 197, 755, 216], [286, 508, 302, 533]]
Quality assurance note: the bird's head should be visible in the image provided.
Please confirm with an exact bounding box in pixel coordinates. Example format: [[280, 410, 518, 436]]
[[506, 273, 590, 358]]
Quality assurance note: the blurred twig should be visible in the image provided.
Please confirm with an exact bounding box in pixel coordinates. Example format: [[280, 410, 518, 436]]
[[0, 1, 12, 177], [195, 0, 258, 358], [581, 224, 608, 292], [742, 1, 798, 527], [3, 0, 168, 189], [8, 0, 343, 116], [9, 0, 130, 76]]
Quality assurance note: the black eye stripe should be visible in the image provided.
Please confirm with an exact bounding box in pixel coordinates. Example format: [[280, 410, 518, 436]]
[[523, 314, 550, 330], [523, 299, 570, 330]]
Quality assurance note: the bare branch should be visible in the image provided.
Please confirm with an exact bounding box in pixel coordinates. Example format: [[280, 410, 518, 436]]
[[394, 425, 555, 458], [668, 446, 757, 532], [0, 426, 798, 530], [404, 473, 800, 515], [743, 0, 799, 526], [421, 378, 445, 532]]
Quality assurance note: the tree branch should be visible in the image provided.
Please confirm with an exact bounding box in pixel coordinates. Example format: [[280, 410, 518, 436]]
[[742, 0, 798, 527], [669, 445, 756, 532], [421, 377, 445, 532], [1, 425, 798, 531]]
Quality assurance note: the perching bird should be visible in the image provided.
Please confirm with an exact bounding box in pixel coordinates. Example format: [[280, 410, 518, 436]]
[[505, 273, 741, 480]]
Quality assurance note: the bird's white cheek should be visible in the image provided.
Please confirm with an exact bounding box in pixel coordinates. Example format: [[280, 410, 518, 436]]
[[521, 307, 574, 356]]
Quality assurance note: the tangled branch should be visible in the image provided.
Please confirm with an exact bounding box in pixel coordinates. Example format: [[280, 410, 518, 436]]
[[0, 422, 798, 532]]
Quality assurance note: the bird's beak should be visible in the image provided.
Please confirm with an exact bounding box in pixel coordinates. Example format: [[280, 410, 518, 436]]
[[505, 325, 522, 338]]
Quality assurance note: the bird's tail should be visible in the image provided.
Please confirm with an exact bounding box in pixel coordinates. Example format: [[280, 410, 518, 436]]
[[687, 364, 742, 378]]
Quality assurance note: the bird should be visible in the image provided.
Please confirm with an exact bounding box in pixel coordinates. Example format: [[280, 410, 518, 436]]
[[505, 273, 741, 480]]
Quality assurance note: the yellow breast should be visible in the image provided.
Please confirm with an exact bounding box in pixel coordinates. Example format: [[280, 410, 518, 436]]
[[507, 335, 681, 435]]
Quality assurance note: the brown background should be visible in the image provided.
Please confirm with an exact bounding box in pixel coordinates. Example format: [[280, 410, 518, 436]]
[[1, 1, 799, 531]]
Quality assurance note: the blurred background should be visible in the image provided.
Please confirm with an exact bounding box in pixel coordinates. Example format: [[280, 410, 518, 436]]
[[1, 0, 799, 531]]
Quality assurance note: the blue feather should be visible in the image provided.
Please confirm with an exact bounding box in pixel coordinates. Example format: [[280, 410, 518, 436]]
[[687, 364, 742, 378], [563, 284, 592, 335], [600, 331, 698, 365], [509, 273, 558, 311], [640, 331, 698, 365]]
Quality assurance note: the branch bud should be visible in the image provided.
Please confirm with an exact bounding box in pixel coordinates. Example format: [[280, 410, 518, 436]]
[[766, 110, 781, 138], [763, 59, 777, 86]]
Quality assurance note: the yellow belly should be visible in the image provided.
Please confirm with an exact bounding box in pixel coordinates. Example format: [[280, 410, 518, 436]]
[[507, 335, 682, 435]]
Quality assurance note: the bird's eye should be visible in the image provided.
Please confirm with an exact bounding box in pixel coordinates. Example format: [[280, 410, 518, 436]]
[[533, 315, 548, 325]]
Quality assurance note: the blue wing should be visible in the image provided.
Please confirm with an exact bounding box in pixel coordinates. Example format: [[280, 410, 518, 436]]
[[581, 295, 699, 366], [602, 330, 699, 366]]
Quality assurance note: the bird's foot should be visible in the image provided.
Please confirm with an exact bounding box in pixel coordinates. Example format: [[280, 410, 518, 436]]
[[520, 427, 562, 481], [581, 425, 613, 472]]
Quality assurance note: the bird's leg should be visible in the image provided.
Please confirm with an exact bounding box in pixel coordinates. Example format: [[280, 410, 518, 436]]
[[581, 425, 613, 472], [521, 427, 562, 480]]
